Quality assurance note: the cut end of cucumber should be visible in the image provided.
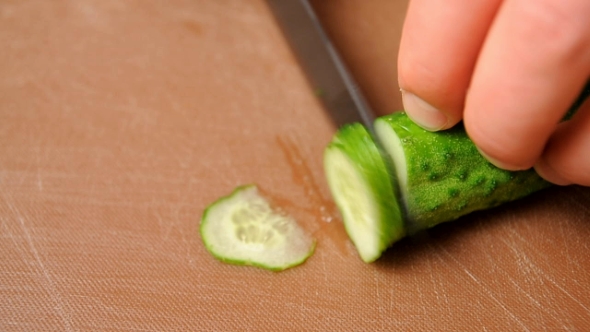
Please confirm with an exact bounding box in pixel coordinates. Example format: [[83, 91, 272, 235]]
[[324, 124, 405, 263], [200, 185, 315, 271], [324, 148, 383, 262], [374, 118, 409, 198]]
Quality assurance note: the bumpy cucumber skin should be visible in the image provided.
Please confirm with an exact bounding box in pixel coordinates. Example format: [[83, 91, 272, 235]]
[[326, 124, 405, 261], [376, 112, 552, 230], [200, 184, 316, 272]]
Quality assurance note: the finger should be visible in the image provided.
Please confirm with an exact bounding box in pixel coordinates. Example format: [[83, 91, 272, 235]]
[[398, 0, 502, 131], [464, 0, 590, 170], [535, 100, 590, 186]]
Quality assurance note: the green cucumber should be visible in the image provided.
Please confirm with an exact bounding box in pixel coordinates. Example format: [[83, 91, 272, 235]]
[[324, 124, 405, 262], [324, 112, 551, 262], [200, 185, 315, 271], [374, 112, 551, 231]]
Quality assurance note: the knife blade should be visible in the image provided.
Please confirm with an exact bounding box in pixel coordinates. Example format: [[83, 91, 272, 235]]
[[265, 0, 376, 128]]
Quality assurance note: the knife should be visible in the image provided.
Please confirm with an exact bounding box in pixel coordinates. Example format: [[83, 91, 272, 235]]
[[265, 0, 376, 128]]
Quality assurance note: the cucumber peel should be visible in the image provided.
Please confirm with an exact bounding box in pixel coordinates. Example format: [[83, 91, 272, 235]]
[[324, 112, 551, 262], [200, 185, 315, 271], [375, 113, 551, 230], [324, 124, 405, 262]]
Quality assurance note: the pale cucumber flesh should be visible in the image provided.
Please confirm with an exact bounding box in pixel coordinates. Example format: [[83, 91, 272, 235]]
[[323, 123, 405, 263], [200, 185, 315, 271]]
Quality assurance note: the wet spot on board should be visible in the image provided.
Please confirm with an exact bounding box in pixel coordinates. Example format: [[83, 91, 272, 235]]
[[183, 20, 204, 37], [275, 135, 352, 257]]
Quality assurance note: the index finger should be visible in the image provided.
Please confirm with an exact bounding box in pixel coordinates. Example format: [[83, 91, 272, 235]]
[[398, 0, 502, 131]]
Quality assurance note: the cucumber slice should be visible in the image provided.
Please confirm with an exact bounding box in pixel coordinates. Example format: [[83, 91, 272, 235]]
[[324, 124, 405, 263], [374, 112, 552, 231], [200, 185, 315, 271]]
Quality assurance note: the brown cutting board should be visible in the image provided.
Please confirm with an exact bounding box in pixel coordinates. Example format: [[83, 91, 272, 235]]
[[1, 1, 589, 331]]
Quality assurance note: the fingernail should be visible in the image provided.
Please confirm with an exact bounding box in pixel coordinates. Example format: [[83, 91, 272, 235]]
[[401, 91, 448, 131], [534, 159, 571, 186], [476, 147, 523, 171]]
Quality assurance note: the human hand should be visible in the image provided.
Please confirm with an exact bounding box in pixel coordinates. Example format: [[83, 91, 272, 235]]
[[397, 0, 590, 186]]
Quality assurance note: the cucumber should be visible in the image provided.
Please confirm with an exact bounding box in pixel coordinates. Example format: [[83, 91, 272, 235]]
[[324, 112, 551, 262], [200, 185, 315, 271], [324, 124, 405, 263], [374, 112, 551, 231]]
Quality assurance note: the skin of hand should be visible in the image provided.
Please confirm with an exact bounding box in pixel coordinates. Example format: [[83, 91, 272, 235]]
[[397, 0, 590, 186]]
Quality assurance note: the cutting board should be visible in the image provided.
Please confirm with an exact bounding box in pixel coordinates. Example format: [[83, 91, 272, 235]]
[[1, 1, 589, 331]]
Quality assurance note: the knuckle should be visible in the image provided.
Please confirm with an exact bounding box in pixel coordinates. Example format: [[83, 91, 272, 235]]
[[466, 117, 542, 170], [545, 114, 590, 186], [553, 159, 590, 186]]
